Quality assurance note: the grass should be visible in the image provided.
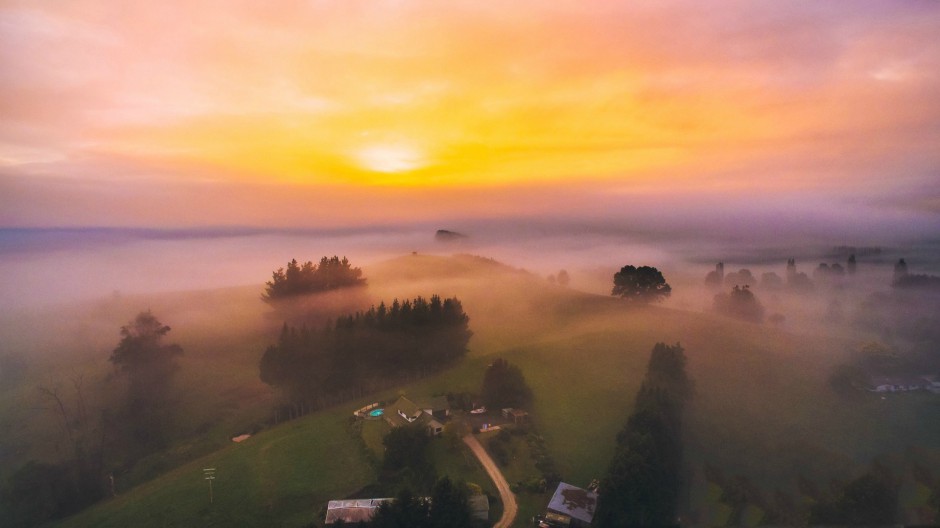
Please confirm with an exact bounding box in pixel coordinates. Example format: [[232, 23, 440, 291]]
[[4, 253, 936, 526], [57, 406, 375, 528]]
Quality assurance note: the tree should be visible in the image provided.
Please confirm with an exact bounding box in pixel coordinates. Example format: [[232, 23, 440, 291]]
[[481, 358, 532, 410], [372, 488, 430, 528], [110, 311, 182, 385], [595, 343, 690, 527], [809, 467, 898, 524], [713, 285, 765, 323], [109, 311, 182, 448], [383, 422, 432, 473], [557, 269, 570, 287], [611, 265, 671, 303], [428, 476, 473, 528]]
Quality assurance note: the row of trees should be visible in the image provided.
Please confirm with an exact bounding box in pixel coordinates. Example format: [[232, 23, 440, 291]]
[[595, 342, 692, 527], [259, 296, 472, 415], [370, 477, 475, 528]]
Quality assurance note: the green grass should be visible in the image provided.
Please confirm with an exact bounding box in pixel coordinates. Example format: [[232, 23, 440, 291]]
[[7, 253, 938, 526], [57, 406, 375, 528], [361, 419, 390, 459]]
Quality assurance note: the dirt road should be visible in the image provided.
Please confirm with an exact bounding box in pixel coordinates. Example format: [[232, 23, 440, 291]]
[[463, 434, 518, 528]]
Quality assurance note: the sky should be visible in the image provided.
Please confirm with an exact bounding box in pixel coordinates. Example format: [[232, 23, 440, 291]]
[[1, 0, 939, 238]]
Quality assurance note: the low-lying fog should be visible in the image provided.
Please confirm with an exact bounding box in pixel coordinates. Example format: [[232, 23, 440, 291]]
[[2, 221, 937, 311]]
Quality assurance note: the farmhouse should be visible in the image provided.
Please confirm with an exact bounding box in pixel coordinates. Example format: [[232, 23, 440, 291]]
[[542, 482, 597, 527], [324, 498, 393, 524], [384, 395, 447, 435]]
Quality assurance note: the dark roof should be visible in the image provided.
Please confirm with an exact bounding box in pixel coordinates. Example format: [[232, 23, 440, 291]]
[[416, 395, 449, 411], [385, 396, 425, 427], [547, 482, 597, 524]]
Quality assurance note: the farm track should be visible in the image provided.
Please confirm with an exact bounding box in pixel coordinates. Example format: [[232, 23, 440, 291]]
[[463, 434, 518, 528]]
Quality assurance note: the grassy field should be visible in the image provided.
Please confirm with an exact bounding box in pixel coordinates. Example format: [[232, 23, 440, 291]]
[[2, 253, 937, 526], [57, 406, 374, 528]]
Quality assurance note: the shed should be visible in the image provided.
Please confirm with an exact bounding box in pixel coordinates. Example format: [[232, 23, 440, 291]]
[[468, 494, 489, 521]]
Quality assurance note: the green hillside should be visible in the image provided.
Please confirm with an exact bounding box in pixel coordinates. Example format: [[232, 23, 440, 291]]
[[1, 253, 935, 526]]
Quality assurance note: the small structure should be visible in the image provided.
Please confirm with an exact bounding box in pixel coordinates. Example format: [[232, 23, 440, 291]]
[[427, 418, 444, 436], [870, 376, 925, 393], [325, 498, 393, 524], [544, 482, 597, 527], [924, 375, 940, 394], [468, 494, 489, 521], [501, 407, 529, 424]]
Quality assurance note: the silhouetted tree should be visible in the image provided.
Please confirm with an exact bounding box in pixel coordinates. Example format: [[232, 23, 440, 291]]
[[713, 285, 765, 323], [705, 262, 725, 288], [724, 268, 755, 288], [893, 258, 908, 283], [383, 422, 432, 473], [809, 467, 898, 525], [481, 358, 532, 410], [595, 342, 690, 527], [109, 311, 182, 448], [428, 476, 473, 528], [372, 488, 430, 528], [612, 265, 672, 303], [760, 271, 784, 290], [786, 258, 815, 292], [557, 269, 570, 287]]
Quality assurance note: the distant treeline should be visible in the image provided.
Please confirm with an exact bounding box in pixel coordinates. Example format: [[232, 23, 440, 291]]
[[259, 295, 472, 416], [595, 342, 691, 527]]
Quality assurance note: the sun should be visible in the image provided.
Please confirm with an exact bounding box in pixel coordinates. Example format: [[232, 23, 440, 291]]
[[355, 144, 426, 174]]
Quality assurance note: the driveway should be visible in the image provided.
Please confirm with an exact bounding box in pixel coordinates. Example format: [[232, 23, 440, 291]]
[[463, 434, 518, 528]]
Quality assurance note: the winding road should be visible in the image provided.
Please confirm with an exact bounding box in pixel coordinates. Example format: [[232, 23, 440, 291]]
[[463, 434, 518, 528]]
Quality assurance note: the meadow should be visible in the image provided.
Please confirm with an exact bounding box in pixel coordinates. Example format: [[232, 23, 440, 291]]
[[1, 253, 937, 526]]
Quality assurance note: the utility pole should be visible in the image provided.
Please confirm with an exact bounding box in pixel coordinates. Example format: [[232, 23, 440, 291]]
[[203, 468, 216, 504]]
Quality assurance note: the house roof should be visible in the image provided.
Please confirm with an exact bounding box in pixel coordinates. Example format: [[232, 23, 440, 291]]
[[385, 396, 426, 427], [547, 482, 597, 524], [416, 395, 449, 411]]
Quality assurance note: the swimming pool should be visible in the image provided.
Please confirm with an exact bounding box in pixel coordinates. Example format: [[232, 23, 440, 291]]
[[369, 408, 385, 417]]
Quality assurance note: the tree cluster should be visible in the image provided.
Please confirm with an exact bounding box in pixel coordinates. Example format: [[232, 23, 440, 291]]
[[480, 358, 532, 410], [1, 311, 182, 527], [262, 256, 365, 302], [595, 342, 691, 527], [259, 296, 471, 415], [612, 265, 671, 303], [371, 477, 475, 528], [808, 466, 898, 524]]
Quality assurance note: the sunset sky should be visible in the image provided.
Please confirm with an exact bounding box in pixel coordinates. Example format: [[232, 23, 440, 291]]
[[1, 0, 938, 235]]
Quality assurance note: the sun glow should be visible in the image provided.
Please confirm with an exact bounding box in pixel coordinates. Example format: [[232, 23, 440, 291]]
[[355, 144, 426, 174]]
